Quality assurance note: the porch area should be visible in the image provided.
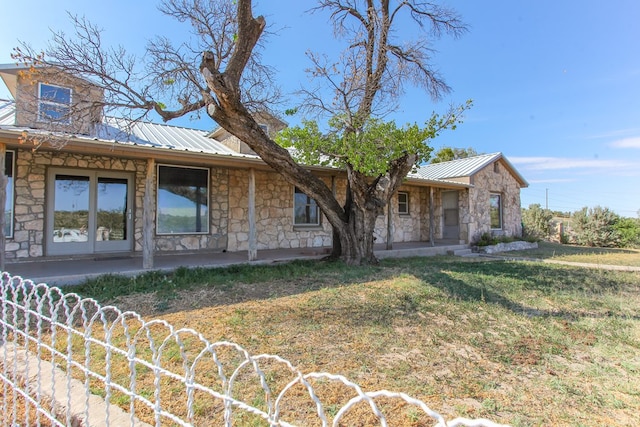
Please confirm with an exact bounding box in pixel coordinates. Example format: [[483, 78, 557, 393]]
[[4, 240, 469, 286]]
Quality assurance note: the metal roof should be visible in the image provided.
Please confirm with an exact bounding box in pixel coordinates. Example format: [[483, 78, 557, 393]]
[[0, 100, 15, 126], [0, 100, 253, 158], [98, 117, 242, 156], [0, 100, 526, 187], [413, 152, 502, 180], [411, 152, 528, 187]]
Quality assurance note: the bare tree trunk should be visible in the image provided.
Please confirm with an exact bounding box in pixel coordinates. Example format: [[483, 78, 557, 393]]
[[386, 201, 394, 250], [335, 201, 380, 265]]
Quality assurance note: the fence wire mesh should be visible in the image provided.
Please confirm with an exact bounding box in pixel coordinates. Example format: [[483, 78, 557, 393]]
[[0, 272, 510, 427]]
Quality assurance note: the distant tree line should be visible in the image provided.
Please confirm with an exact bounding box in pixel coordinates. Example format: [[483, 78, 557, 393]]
[[522, 204, 640, 248]]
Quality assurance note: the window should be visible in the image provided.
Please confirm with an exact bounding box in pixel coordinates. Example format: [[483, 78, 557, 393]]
[[490, 193, 502, 229], [38, 83, 72, 124], [294, 187, 320, 226], [4, 151, 14, 238], [258, 123, 269, 133], [157, 166, 209, 234], [397, 192, 409, 215]]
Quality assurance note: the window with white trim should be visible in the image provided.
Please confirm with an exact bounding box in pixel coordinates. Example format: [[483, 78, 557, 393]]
[[38, 83, 72, 124], [397, 192, 409, 215], [294, 187, 320, 226], [490, 193, 502, 229], [4, 151, 14, 238], [157, 165, 209, 234]]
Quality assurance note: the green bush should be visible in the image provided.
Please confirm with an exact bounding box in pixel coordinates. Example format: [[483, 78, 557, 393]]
[[474, 232, 517, 247], [521, 204, 553, 240], [570, 206, 620, 247], [614, 217, 640, 248]]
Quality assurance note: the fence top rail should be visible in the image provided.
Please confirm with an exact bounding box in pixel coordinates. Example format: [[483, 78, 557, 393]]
[[0, 271, 511, 427]]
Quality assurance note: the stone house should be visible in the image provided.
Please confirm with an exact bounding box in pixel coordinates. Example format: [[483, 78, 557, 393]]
[[0, 64, 527, 266]]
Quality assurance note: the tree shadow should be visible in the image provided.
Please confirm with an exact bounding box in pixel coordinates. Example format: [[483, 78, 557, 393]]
[[421, 260, 640, 321]]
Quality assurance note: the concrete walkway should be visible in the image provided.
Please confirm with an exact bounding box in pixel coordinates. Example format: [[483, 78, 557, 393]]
[[4, 241, 468, 286], [481, 254, 640, 272]]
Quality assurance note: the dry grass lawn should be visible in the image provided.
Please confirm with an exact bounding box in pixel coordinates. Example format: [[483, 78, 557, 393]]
[[5, 245, 638, 426], [97, 255, 640, 427]]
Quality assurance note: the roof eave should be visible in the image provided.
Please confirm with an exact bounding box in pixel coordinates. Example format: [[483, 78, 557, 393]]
[[498, 155, 529, 188], [404, 176, 472, 189]]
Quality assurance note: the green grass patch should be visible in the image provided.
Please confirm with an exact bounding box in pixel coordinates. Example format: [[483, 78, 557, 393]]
[[495, 241, 640, 266]]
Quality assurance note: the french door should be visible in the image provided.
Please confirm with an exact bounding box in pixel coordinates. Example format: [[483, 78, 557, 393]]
[[46, 169, 133, 256]]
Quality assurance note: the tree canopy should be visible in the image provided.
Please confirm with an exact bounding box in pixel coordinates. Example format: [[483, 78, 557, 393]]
[[430, 146, 479, 163]]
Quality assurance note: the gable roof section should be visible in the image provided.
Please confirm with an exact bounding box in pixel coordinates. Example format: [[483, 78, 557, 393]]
[[411, 152, 528, 187], [0, 63, 23, 99], [0, 100, 15, 126]]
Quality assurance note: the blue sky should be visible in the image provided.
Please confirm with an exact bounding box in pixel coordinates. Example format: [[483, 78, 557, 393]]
[[1, 1, 639, 217]]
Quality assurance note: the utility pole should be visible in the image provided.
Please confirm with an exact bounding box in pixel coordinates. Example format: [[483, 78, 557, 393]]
[[545, 188, 548, 210]]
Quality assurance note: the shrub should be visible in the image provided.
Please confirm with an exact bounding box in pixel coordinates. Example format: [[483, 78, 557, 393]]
[[614, 217, 640, 248], [522, 204, 553, 240], [570, 206, 620, 247], [474, 232, 517, 247]]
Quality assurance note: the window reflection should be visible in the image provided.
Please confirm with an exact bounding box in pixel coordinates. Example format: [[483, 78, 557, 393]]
[[97, 178, 128, 241], [157, 166, 209, 234], [53, 175, 89, 243]]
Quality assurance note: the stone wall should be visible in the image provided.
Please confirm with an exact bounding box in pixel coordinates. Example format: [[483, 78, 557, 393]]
[[5, 148, 524, 260], [15, 68, 104, 136], [373, 185, 434, 244], [466, 160, 523, 243], [227, 170, 337, 251], [7, 149, 231, 259]]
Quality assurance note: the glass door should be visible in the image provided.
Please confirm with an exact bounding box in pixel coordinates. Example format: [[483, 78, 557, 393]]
[[95, 177, 130, 252], [50, 174, 92, 255], [47, 169, 133, 256]]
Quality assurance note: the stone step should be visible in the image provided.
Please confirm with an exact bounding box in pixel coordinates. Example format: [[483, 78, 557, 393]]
[[452, 248, 475, 257]]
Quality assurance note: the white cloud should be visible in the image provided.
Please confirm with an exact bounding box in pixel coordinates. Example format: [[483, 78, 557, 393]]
[[510, 156, 635, 171], [610, 137, 640, 149], [528, 178, 576, 184]]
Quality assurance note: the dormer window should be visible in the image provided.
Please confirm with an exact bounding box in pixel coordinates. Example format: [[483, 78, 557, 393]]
[[38, 83, 72, 124]]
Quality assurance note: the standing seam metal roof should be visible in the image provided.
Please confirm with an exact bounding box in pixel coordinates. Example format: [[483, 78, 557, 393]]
[[0, 100, 249, 158], [0, 100, 527, 186], [0, 100, 15, 126], [411, 152, 528, 187], [411, 153, 502, 180]]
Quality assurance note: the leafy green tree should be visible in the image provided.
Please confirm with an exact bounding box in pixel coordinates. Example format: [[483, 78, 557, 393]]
[[430, 146, 479, 163], [521, 204, 553, 240], [571, 206, 620, 247], [15, 0, 468, 265], [614, 217, 640, 248]]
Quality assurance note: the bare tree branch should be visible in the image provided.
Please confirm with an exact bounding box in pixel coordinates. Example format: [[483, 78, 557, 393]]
[[304, 0, 468, 124]]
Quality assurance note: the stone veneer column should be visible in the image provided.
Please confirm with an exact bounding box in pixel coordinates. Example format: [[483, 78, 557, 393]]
[[248, 169, 257, 261], [142, 158, 155, 269], [0, 144, 7, 270]]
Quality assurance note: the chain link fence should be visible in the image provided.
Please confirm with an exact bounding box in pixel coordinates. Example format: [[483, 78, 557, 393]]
[[0, 272, 510, 427]]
